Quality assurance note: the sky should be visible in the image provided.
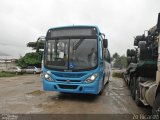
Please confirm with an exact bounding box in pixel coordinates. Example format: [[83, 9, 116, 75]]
[[0, 0, 160, 58]]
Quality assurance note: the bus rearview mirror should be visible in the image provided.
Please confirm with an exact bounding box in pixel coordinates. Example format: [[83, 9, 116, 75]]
[[103, 39, 108, 48]]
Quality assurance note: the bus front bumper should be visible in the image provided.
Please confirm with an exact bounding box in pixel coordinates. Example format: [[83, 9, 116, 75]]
[[43, 80, 100, 94]]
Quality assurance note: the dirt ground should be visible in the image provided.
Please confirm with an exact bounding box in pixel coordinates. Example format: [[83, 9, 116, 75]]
[[0, 74, 152, 119]]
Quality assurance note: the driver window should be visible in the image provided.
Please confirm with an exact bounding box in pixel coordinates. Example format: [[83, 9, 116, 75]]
[[105, 49, 110, 63], [99, 39, 103, 60]]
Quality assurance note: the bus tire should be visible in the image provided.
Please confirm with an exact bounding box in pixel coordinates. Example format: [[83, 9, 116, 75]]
[[152, 93, 160, 117]]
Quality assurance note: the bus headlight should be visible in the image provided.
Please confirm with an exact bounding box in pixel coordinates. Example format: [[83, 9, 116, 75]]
[[44, 73, 54, 81], [84, 73, 98, 83]]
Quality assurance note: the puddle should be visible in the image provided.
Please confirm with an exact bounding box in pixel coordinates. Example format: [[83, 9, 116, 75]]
[[24, 81, 35, 84], [3, 103, 31, 113], [30, 106, 43, 113], [36, 102, 56, 110], [27, 90, 45, 96]]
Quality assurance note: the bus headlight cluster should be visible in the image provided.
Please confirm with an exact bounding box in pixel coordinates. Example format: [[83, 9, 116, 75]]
[[44, 73, 54, 81], [84, 73, 98, 83]]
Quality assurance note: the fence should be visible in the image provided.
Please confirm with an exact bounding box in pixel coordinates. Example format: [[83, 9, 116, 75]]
[[0, 63, 16, 71]]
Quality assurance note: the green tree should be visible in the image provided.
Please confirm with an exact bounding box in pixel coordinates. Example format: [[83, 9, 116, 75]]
[[18, 52, 43, 68], [119, 55, 127, 68], [27, 40, 45, 52], [112, 52, 120, 59], [18, 39, 44, 68], [112, 53, 127, 69]]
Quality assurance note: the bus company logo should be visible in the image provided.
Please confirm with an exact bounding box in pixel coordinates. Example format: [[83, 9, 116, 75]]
[[65, 80, 70, 83]]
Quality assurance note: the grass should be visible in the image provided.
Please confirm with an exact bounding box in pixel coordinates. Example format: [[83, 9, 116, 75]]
[[0, 71, 16, 77], [112, 71, 124, 78]]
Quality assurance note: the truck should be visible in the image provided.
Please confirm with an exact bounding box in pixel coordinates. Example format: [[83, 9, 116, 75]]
[[123, 13, 160, 116], [41, 25, 111, 95]]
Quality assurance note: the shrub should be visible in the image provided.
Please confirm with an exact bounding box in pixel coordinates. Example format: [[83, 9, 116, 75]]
[[0, 71, 15, 77], [112, 71, 123, 78]]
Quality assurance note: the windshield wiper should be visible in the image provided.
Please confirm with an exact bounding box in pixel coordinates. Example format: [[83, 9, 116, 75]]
[[73, 38, 84, 50]]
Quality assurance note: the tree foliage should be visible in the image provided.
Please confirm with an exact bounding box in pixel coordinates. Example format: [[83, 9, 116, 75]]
[[112, 52, 120, 59], [18, 52, 43, 68], [112, 53, 127, 69], [27, 40, 45, 52], [18, 39, 44, 68]]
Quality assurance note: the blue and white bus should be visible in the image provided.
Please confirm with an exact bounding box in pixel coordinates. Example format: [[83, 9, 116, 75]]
[[42, 25, 111, 95]]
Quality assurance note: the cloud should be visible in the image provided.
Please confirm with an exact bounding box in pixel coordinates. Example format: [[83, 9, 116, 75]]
[[0, 0, 160, 58]]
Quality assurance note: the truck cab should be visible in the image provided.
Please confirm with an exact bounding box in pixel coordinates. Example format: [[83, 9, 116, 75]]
[[124, 13, 160, 117]]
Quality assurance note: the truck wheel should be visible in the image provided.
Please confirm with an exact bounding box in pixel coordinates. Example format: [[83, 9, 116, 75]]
[[152, 93, 160, 117], [129, 76, 133, 89], [131, 76, 136, 100], [139, 41, 146, 51], [131, 56, 135, 63], [127, 49, 131, 57], [130, 49, 135, 56], [135, 81, 143, 106], [127, 57, 131, 65], [131, 56, 137, 63], [139, 41, 147, 60], [33, 71, 36, 74]]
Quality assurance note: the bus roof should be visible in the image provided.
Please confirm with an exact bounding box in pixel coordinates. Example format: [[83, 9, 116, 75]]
[[46, 25, 102, 38], [48, 25, 100, 32]]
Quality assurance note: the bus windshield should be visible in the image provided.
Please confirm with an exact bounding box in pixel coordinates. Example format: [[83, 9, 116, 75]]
[[45, 38, 98, 71]]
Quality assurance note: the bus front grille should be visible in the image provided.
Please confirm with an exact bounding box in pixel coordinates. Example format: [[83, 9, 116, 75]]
[[58, 84, 78, 89], [52, 72, 86, 78], [56, 79, 81, 83]]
